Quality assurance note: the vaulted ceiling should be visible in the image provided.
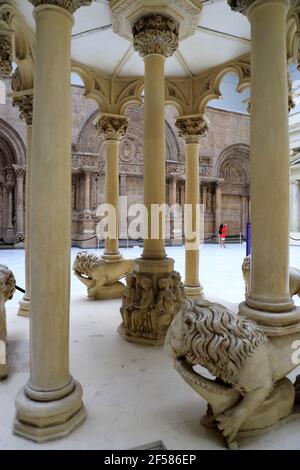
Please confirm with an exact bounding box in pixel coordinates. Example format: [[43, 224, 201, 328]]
[[13, 0, 251, 79]]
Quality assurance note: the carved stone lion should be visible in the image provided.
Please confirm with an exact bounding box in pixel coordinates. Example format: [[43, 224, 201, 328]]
[[0, 264, 16, 379], [242, 255, 300, 296], [165, 298, 300, 449], [73, 251, 134, 300]]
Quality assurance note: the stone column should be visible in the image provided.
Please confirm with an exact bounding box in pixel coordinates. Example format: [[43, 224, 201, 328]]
[[229, 0, 300, 333], [83, 168, 90, 210], [14, 0, 92, 443], [13, 93, 33, 316], [119, 14, 184, 345], [291, 181, 300, 232], [119, 174, 128, 240], [202, 187, 207, 213], [13, 167, 25, 239], [95, 113, 128, 262], [169, 176, 177, 244], [176, 115, 208, 299], [5, 171, 15, 243], [215, 184, 222, 239]]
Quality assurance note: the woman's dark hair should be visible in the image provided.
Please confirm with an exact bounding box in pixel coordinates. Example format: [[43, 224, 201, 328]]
[[218, 224, 224, 235]]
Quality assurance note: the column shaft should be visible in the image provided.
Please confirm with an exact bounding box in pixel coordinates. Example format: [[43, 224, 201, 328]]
[[143, 54, 166, 259], [103, 140, 120, 257], [15, 173, 24, 236], [248, 0, 291, 311], [184, 143, 202, 296], [14, 3, 86, 443], [215, 186, 222, 236]]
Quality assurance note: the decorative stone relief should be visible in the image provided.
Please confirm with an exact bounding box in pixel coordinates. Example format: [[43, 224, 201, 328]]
[[132, 14, 179, 58], [175, 115, 209, 144], [165, 298, 300, 449], [120, 271, 184, 344], [73, 251, 134, 300], [0, 35, 12, 79], [120, 138, 133, 162], [95, 115, 128, 142], [0, 264, 16, 379], [227, 0, 255, 15], [12, 94, 33, 126], [29, 0, 93, 14], [220, 161, 247, 183]]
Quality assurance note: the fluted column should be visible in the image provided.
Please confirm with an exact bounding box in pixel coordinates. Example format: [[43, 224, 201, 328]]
[[13, 93, 33, 317], [176, 115, 208, 299], [95, 113, 128, 262], [119, 14, 184, 345], [229, 0, 300, 333], [5, 171, 15, 242], [14, 0, 92, 443]]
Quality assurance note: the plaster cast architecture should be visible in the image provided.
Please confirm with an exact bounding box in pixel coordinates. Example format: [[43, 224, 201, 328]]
[[1, 0, 300, 449], [0, 83, 251, 247]]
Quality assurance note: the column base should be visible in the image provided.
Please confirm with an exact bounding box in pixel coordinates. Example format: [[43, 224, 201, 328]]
[[239, 301, 300, 336], [101, 253, 123, 263], [18, 296, 31, 317], [184, 285, 204, 300], [119, 257, 185, 345], [14, 380, 86, 443]]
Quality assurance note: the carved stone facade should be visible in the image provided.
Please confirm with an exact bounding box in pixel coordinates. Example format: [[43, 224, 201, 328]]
[[227, 0, 255, 15], [0, 83, 250, 246], [0, 36, 12, 80]]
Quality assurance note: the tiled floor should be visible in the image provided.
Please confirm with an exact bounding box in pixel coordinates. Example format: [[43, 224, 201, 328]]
[[0, 243, 300, 450]]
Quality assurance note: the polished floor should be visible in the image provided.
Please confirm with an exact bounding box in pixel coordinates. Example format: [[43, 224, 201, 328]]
[[0, 243, 300, 450]]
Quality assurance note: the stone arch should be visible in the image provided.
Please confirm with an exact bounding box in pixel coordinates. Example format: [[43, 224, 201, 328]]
[[0, 117, 26, 166], [76, 109, 105, 156], [214, 143, 250, 182]]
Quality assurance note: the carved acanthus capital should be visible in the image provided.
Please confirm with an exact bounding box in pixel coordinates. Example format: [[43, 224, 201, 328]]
[[0, 35, 12, 79], [133, 14, 179, 58], [29, 0, 93, 14], [227, 0, 255, 15], [95, 114, 128, 142], [175, 115, 209, 144], [12, 94, 33, 126]]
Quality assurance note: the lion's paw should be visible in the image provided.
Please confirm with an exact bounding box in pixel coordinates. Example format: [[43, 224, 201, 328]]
[[216, 410, 241, 447]]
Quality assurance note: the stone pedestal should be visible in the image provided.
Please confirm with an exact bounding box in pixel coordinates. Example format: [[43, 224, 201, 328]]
[[119, 257, 184, 345]]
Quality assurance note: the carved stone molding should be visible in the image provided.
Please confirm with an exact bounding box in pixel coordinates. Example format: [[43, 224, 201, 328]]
[[175, 115, 209, 144], [227, 0, 255, 15], [132, 14, 178, 58], [29, 0, 92, 14], [0, 35, 12, 79], [12, 94, 33, 126], [95, 114, 128, 141]]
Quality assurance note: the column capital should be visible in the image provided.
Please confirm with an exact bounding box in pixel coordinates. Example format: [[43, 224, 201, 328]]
[[94, 113, 128, 142], [13, 165, 26, 178], [29, 0, 93, 14], [175, 115, 209, 144], [132, 14, 179, 58], [228, 0, 289, 16], [0, 33, 13, 79], [12, 93, 33, 126]]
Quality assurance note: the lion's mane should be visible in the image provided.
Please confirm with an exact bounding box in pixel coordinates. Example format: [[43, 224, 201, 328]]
[[0, 264, 16, 300], [182, 299, 268, 387]]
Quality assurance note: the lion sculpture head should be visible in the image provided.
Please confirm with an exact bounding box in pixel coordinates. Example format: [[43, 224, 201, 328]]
[[165, 299, 267, 387]]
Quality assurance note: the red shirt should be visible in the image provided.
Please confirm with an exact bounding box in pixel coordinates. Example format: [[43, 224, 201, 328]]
[[221, 226, 228, 238]]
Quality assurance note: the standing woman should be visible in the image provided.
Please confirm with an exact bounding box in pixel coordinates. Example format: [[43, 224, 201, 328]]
[[218, 224, 224, 246], [220, 223, 228, 248]]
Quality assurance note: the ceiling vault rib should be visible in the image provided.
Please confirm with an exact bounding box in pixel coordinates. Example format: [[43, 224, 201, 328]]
[[71, 24, 112, 40], [174, 50, 193, 78], [196, 26, 250, 45], [112, 46, 135, 79]]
